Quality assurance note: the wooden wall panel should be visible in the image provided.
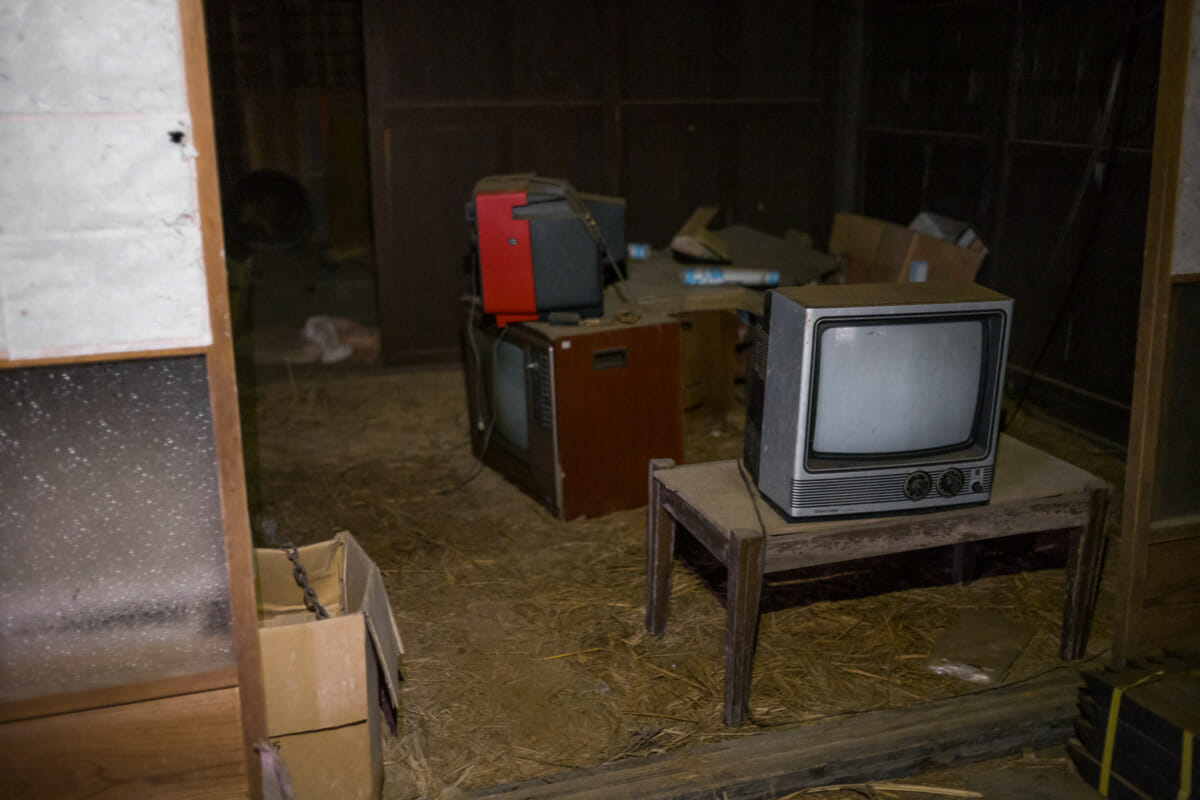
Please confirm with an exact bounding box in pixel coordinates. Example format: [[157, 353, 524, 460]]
[[373, 124, 499, 360], [366, 0, 840, 362], [859, 0, 1162, 445], [735, 117, 832, 242], [623, 0, 729, 100], [0, 687, 248, 799], [864, 1, 1010, 135], [993, 150, 1148, 408], [623, 117, 725, 243], [860, 136, 990, 237]]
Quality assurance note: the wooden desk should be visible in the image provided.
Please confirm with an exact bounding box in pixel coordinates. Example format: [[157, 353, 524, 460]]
[[605, 253, 761, 416], [645, 435, 1110, 726]]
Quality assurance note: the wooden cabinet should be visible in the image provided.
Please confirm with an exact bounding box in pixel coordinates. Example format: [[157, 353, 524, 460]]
[[466, 314, 684, 520]]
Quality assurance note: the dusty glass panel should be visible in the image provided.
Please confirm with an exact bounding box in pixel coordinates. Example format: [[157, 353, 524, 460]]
[[1152, 282, 1200, 519], [0, 356, 234, 703]]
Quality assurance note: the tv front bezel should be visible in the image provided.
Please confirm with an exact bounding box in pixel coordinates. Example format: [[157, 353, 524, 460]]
[[464, 318, 562, 513], [804, 309, 1007, 472]]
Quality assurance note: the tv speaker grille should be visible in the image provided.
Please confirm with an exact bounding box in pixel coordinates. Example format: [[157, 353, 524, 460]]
[[753, 326, 768, 378], [531, 351, 552, 429], [790, 466, 994, 508]]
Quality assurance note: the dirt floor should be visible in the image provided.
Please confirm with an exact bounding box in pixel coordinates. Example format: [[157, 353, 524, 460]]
[[237, 344, 1125, 799]]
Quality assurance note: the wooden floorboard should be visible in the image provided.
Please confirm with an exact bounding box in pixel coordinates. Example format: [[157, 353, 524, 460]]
[[467, 670, 1081, 800]]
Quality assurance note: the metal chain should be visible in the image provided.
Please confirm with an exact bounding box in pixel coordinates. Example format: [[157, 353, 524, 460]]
[[282, 542, 330, 620]]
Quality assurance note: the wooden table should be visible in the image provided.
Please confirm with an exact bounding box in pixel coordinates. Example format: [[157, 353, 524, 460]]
[[645, 434, 1110, 726]]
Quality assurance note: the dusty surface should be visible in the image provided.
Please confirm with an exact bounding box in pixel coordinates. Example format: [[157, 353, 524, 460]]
[[240, 360, 1123, 799]]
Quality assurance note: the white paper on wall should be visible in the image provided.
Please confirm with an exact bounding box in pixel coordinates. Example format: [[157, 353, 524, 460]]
[[0, 229, 212, 360], [0, 0, 186, 115], [0, 0, 213, 360], [0, 116, 199, 236]]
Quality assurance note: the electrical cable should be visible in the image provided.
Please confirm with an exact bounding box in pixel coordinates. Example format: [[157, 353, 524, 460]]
[[441, 304, 507, 494]]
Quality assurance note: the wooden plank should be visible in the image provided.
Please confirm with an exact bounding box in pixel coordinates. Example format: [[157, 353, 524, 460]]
[[645, 459, 677, 637], [0, 344, 210, 371], [677, 310, 739, 416], [655, 436, 1104, 573], [0, 687, 248, 799], [466, 672, 1080, 800], [601, 0, 622, 195], [0, 666, 238, 725], [606, 252, 765, 317], [1149, 514, 1200, 544], [553, 320, 683, 519], [1061, 488, 1109, 659], [178, 0, 265, 793], [1114, 0, 1194, 667], [723, 529, 764, 727]]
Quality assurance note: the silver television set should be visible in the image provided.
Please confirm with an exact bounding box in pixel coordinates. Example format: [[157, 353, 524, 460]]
[[744, 282, 1013, 520]]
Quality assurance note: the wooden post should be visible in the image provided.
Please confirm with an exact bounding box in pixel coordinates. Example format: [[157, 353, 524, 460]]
[[1113, 0, 1199, 666], [1060, 488, 1109, 660], [724, 528, 765, 727], [645, 459, 677, 636], [180, 0, 265, 791]]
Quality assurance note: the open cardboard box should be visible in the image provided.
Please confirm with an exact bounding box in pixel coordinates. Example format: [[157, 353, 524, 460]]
[[256, 531, 403, 800], [829, 212, 986, 283]]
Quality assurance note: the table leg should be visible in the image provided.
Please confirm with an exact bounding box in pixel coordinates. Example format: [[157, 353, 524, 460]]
[[646, 458, 677, 636], [724, 527, 765, 727], [1061, 488, 1109, 660], [952, 542, 978, 584]]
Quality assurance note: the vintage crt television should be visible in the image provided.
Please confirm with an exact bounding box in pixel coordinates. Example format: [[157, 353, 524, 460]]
[[463, 311, 682, 519], [744, 282, 1013, 520], [466, 174, 625, 327]]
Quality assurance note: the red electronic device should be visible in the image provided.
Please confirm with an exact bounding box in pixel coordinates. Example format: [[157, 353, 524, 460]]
[[468, 174, 619, 327], [473, 177, 538, 327]]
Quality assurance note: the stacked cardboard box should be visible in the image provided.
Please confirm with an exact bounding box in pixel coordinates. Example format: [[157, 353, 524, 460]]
[[829, 212, 987, 284], [256, 532, 403, 800]]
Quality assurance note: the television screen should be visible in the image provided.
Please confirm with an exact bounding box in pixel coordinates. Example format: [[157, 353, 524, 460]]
[[811, 319, 984, 456], [491, 336, 530, 452], [470, 328, 530, 454]]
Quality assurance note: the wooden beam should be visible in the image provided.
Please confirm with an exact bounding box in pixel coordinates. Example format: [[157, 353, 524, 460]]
[[0, 687, 248, 799], [0, 667, 238, 725], [178, 0, 266, 794], [465, 672, 1080, 800], [1114, 0, 1194, 667]]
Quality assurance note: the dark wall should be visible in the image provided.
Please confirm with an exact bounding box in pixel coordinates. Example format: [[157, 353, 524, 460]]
[[363, 0, 851, 363], [859, 0, 1163, 444], [204, 0, 372, 252]]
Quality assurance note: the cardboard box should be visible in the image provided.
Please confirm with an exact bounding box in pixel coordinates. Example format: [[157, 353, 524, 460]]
[[829, 213, 986, 284], [256, 532, 403, 800]]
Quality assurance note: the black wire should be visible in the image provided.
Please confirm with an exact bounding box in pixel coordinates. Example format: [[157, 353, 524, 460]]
[[442, 316, 507, 494], [736, 458, 769, 541]]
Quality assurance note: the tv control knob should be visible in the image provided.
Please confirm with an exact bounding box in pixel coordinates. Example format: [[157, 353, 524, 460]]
[[971, 481, 983, 494], [904, 471, 932, 501], [937, 468, 965, 498]]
